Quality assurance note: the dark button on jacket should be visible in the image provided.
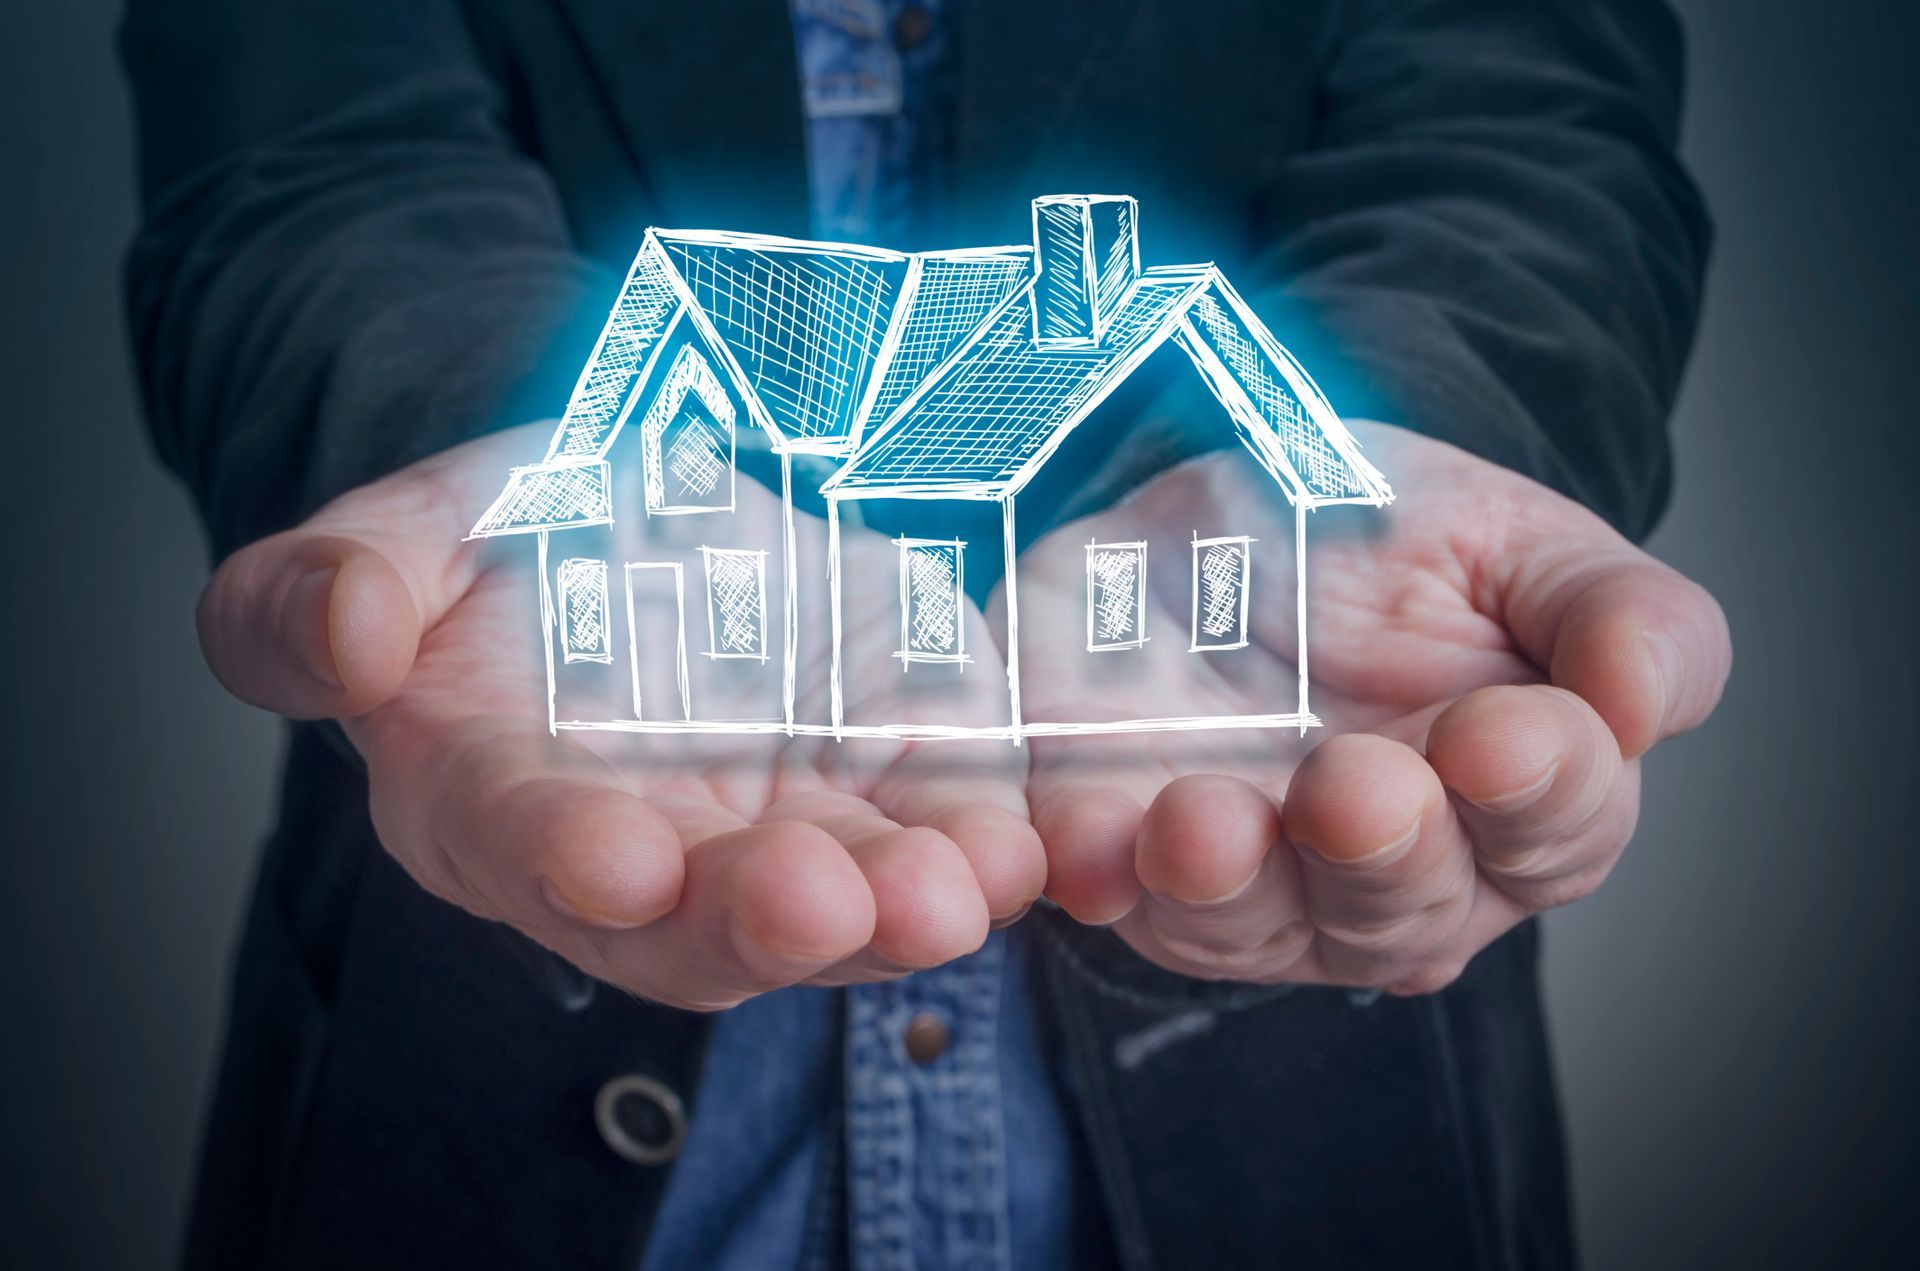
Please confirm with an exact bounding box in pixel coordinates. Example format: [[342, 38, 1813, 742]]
[[595, 1074, 688, 1166]]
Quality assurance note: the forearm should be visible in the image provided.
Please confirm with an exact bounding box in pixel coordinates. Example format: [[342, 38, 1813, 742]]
[[1065, 0, 1709, 542], [1253, 0, 1710, 537], [121, 0, 606, 557]]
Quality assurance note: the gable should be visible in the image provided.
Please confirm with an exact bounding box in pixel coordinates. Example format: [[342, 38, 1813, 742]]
[[639, 342, 738, 514], [655, 233, 909, 447], [469, 457, 611, 539], [1173, 276, 1390, 505], [546, 238, 683, 461], [470, 315, 755, 539]]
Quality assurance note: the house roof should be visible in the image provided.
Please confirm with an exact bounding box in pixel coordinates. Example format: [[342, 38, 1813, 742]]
[[823, 267, 1209, 496], [859, 247, 1036, 435], [823, 267, 1392, 506], [651, 232, 909, 446], [471, 457, 611, 538], [471, 213, 1390, 540]]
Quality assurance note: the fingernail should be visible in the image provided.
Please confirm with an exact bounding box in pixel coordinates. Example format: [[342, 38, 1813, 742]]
[[1322, 822, 1419, 869], [541, 876, 645, 930], [1149, 861, 1264, 913], [1643, 631, 1684, 728], [1463, 764, 1558, 815], [280, 565, 343, 689], [990, 901, 1036, 930], [726, 913, 839, 978]]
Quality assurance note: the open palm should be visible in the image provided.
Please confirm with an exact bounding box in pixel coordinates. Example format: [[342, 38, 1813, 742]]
[[1005, 422, 1730, 992], [199, 424, 1040, 1010]]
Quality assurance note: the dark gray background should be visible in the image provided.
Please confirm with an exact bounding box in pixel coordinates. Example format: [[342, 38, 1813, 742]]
[[2, 2, 1913, 1266]]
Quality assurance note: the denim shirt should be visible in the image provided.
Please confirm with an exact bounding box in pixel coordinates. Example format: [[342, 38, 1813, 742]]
[[786, 0, 953, 248], [639, 5, 1085, 1269]]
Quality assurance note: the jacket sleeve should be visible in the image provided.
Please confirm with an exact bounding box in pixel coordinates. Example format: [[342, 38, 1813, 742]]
[[1096, 0, 1710, 541], [121, 0, 611, 558]]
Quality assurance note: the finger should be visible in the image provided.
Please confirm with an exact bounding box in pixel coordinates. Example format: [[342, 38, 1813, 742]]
[[925, 803, 1047, 927], [589, 820, 880, 1010], [1026, 736, 1170, 924], [371, 716, 877, 1010], [691, 820, 882, 995], [1130, 775, 1313, 976], [196, 429, 537, 720], [872, 751, 1046, 924], [1426, 685, 1638, 911], [832, 825, 991, 973], [1032, 780, 1149, 925], [761, 790, 991, 974], [1281, 734, 1481, 991], [1497, 526, 1731, 758], [371, 714, 687, 930], [198, 532, 433, 719]]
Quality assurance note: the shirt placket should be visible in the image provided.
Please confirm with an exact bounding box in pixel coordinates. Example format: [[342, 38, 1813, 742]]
[[845, 938, 1013, 1271], [791, 0, 947, 249]]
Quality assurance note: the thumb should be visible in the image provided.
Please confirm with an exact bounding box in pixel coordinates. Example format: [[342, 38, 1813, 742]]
[[1494, 509, 1731, 760], [197, 530, 432, 720], [194, 427, 541, 719]]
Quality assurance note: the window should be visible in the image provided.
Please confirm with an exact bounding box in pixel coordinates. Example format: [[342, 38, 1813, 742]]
[[701, 548, 769, 661], [1190, 536, 1252, 651], [895, 538, 967, 665], [1085, 541, 1148, 650], [557, 557, 612, 664], [642, 345, 736, 515]]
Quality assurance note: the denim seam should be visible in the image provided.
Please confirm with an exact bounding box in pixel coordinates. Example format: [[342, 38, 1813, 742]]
[[956, 938, 1012, 1268], [846, 936, 1014, 1271]]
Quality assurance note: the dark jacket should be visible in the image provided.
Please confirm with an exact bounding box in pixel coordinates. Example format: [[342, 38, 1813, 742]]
[[121, 2, 1709, 1267]]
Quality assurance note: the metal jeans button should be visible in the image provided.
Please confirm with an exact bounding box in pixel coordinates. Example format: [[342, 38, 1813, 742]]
[[594, 1074, 687, 1165]]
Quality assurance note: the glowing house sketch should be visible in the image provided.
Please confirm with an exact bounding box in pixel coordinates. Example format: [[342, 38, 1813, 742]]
[[470, 195, 1392, 741]]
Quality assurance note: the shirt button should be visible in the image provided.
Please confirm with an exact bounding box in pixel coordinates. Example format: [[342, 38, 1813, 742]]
[[903, 1011, 950, 1065], [594, 1074, 687, 1165], [893, 4, 933, 51]]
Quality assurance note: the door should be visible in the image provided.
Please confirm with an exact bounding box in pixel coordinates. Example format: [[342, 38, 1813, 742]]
[[623, 563, 691, 722]]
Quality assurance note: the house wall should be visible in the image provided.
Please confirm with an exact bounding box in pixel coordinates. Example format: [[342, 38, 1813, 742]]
[[1008, 441, 1304, 730], [544, 322, 793, 731], [829, 496, 1015, 734]]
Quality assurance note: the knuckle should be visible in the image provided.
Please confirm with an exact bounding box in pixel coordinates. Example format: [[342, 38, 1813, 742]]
[[1492, 857, 1616, 912], [1313, 905, 1441, 954]]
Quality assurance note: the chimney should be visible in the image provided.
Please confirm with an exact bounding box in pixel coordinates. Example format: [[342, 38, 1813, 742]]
[[1029, 194, 1140, 349]]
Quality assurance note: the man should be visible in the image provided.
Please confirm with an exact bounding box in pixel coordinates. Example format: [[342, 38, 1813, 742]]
[[122, 1, 1729, 1267]]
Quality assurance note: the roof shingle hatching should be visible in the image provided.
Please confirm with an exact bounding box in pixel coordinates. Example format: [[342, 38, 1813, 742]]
[[474, 205, 1393, 542], [828, 270, 1209, 491], [469, 459, 611, 538], [655, 235, 908, 444], [861, 249, 1035, 426]]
